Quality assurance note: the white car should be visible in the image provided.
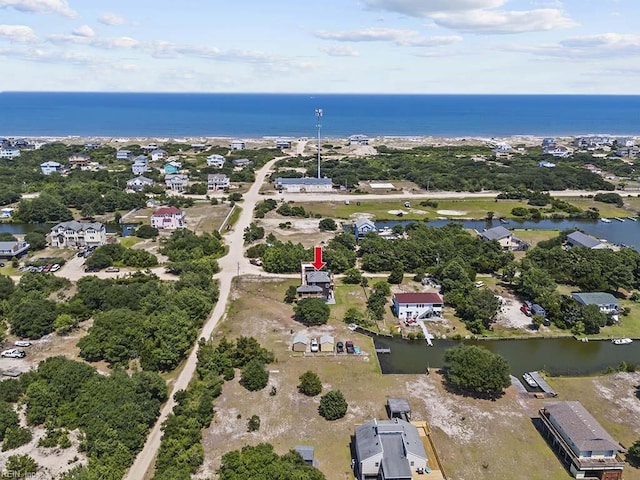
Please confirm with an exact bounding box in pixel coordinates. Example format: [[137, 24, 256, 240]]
[[310, 338, 319, 353], [1, 349, 25, 358], [474, 281, 485, 288], [14, 341, 31, 348]]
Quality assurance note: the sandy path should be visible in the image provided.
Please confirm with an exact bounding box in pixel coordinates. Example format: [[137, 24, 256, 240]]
[[124, 157, 281, 479]]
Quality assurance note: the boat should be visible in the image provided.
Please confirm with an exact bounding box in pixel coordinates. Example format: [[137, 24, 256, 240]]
[[628, 217, 637, 222], [614, 217, 625, 222], [522, 373, 539, 388], [611, 338, 633, 345], [600, 218, 612, 223], [579, 337, 589, 342]]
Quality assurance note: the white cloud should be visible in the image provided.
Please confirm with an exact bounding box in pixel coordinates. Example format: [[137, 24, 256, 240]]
[[517, 33, 640, 59], [363, 0, 505, 15], [322, 45, 360, 57], [48, 33, 140, 49], [0, 0, 76, 17], [98, 12, 127, 26], [399, 35, 462, 46], [0, 46, 104, 65], [432, 8, 577, 34], [0, 24, 37, 43], [316, 27, 418, 42], [72, 25, 95, 38]]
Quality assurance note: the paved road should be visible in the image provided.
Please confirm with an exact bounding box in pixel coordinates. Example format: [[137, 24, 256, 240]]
[[124, 158, 280, 480]]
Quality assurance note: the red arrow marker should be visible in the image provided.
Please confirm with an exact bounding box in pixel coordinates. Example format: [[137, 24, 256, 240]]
[[312, 246, 326, 270]]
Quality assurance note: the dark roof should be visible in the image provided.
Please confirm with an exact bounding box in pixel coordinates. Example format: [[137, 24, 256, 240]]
[[296, 285, 323, 293], [566, 231, 602, 249], [387, 398, 411, 414], [51, 221, 104, 232], [480, 226, 512, 241], [571, 292, 619, 306], [393, 292, 443, 304], [153, 207, 183, 216], [306, 271, 331, 284], [355, 419, 427, 469], [544, 401, 621, 453]]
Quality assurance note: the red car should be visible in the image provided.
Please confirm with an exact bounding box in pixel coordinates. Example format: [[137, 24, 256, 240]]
[[520, 304, 531, 317]]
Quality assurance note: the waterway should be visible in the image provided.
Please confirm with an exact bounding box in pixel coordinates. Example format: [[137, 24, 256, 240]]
[[0, 222, 137, 235], [373, 336, 640, 377], [376, 217, 640, 251]]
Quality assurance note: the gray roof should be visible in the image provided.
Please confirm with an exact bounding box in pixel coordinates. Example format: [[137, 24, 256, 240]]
[[566, 231, 602, 249], [292, 333, 309, 344], [480, 226, 512, 241], [355, 419, 427, 471], [294, 446, 314, 463], [296, 285, 323, 293], [276, 177, 333, 186], [208, 174, 229, 181], [544, 401, 621, 453], [306, 271, 331, 284], [0, 241, 24, 251], [355, 218, 376, 230], [127, 176, 154, 185], [387, 398, 411, 415], [51, 221, 104, 232], [571, 292, 619, 307]]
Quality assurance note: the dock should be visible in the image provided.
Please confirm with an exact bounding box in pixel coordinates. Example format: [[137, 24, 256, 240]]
[[510, 375, 528, 394], [528, 371, 557, 397], [375, 348, 391, 354], [417, 320, 434, 346]]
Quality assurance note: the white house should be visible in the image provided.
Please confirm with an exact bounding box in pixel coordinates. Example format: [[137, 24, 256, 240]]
[[150, 206, 186, 230], [354, 218, 376, 238], [354, 419, 428, 480], [131, 158, 149, 175], [50, 221, 107, 248], [116, 150, 132, 161], [207, 174, 230, 191], [126, 176, 155, 191], [349, 134, 369, 146], [479, 226, 516, 250], [165, 174, 189, 192], [151, 149, 168, 162], [274, 177, 333, 193], [392, 292, 444, 320], [206, 154, 225, 168], [544, 145, 572, 158], [571, 292, 619, 314], [40, 161, 63, 175], [275, 139, 292, 149], [538, 160, 556, 168], [230, 140, 245, 151], [0, 147, 21, 159], [0, 241, 30, 258]]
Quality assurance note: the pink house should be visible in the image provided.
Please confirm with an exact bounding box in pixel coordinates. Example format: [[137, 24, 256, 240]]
[[151, 206, 185, 230]]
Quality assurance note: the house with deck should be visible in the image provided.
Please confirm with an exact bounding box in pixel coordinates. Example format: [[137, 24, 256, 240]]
[[231, 158, 251, 168], [571, 292, 619, 314], [275, 139, 292, 149], [275, 177, 333, 193], [349, 134, 369, 146], [0, 147, 21, 159], [50, 221, 107, 248], [392, 292, 443, 320], [151, 149, 168, 162], [164, 161, 182, 175], [538, 401, 625, 480], [150, 206, 185, 230], [544, 145, 572, 158], [165, 174, 189, 192], [131, 158, 149, 175], [230, 140, 245, 151], [354, 218, 376, 239], [206, 154, 225, 168], [41, 161, 64, 175], [68, 153, 91, 168], [126, 176, 155, 191], [479, 226, 527, 251], [354, 418, 428, 480], [116, 150, 132, 161], [0, 241, 30, 258], [207, 174, 230, 191]]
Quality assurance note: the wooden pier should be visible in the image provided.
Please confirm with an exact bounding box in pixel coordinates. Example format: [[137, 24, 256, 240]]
[[417, 320, 434, 346], [529, 371, 558, 397], [375, 348, 391, 354]]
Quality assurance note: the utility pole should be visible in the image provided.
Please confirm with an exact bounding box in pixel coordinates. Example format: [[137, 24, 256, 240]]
[[315, 108, 323, 178]]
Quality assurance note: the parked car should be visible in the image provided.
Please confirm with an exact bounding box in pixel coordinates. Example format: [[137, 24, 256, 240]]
[[474, 281, 485, 288], [43, 264, 52, 273], [50, 264, 61, 272], [345, 341, 355, 354], [1, 349, 25, 358], [310, 338, 319, 353], [14, 341, 31, 348], [336, 341, 344, 353], [0, 262, 5, 267], [84, 267, 99, 273], [249, 258, 263, 266], [520, 304, 531, 317], [105, 267, 120, 273]]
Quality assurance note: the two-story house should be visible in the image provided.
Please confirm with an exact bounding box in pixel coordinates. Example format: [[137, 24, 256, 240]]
[[151, 149, 168, 162], [206, 154, 225, 168], [68, 153, 91, 168], [50, 221, 107, 248], [230, 140, 245, 151], [0, 147, 21, 159], [41, 161, 63, 175], [132, 158, 149, 175], [164, 161, 182, 175], [207, 174, 230, 191], [116, 149, 132, 161], [165, 174, 189, 192], [126, 176, 155, 191], [150, 206, 185, 230], [0, 241, 30, 258], [392, 292, 444, 320]]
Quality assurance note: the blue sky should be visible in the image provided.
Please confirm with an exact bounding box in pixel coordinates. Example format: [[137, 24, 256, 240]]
[[0, 0, 638, 93]]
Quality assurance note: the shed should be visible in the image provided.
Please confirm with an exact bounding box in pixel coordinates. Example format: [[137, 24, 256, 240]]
[[531, 304, 546, 316], [320, 335, 334, 352], [294, 445, 315, 466], [387, 398, 411, 421], [566, 231, 605, 249], [292, 333, 309, 352]]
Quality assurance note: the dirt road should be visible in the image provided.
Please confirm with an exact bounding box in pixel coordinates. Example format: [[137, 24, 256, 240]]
[[124, 158, 280, 480]]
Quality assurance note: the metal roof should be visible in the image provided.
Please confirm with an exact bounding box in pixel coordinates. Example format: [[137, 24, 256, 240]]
[[296, 285, 323, 293], [292, 333, 309, 344], [571, 292, 619, 306], [480, 226, 512, 241], [51, 221, 104, 232], [320, 335, 334, 344], [306, 271, 331, 284], [567, 231, 602, 249], [294, 445, 314, 463], [393, 292, 443, 305], [276, 177, 333, 186], [387, 398, 411, 415]]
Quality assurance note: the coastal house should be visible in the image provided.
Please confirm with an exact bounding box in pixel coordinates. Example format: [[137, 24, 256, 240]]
[[354, 418, 428, 480], [165, 174, 189, 192], [142, 143, 158, 152], [615, 146, 639, 158], [292, 333, 309, 352], [583, 163, 602, 175], [566, 231, 606, 250], [84, 142, 100, 150], [617, 137, 636, 148], [116, 149, 132, 161], [68, 153, 91, 168], [538, 401, 624, 480], [207, 174, 230, 191], [542, 138, 556, 148], [191, 143, 207, 152], [544, 145, 572, 158], [230, 140, 245, 151], [538, 160, 556, 168], [151, 149, 168, 162], [150, 206, 186, 230], [163, 161, 182, 175], [354, 218, 376, 239], [392, 292, 444, 320], [132, 158, 150, 175], [126, 176, 155, 191], [25, 140, 47, 150], [349, 134, 369, 146], [0, 147, 21, 159], [571, 292, 619, 314], [40, 161, 63, 175], [0, 241, 30, 259], [206, 154, 225, 168], [50, 221, 107, 248], [479, 226, 526, 251], [275, 139, 292, 149], [0, 208, 14, 219], [274, 177, 333, 193], [319, 335, 334, 353], [231, 158, 251, 168]]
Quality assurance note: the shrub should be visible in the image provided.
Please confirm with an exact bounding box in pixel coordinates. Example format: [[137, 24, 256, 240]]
[[294, 298, 330, 326], [318, 390, 348, 420], [2, 427, 32, 451], [247, 415, 261, 432], [298, 371, 322, 397], [318, 218, 337, 231], [240, 359, 269, 391]]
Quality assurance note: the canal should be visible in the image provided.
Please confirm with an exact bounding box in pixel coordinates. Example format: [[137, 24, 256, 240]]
[[373, 336, 640, 376]]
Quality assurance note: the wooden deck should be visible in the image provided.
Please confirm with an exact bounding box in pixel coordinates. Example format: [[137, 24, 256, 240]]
[[413, 421, 447, 479]]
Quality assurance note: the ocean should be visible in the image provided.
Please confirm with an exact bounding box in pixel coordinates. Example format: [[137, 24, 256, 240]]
[[1, 92, 640, 138]]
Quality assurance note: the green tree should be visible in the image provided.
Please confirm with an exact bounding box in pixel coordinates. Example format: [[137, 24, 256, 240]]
[[455, 288, 501, 333], [318, 218, 337, 231], [284, 285, 298, 304], [247, 415, 261, 432], [342, 268, 363, 285], [135, 224, 159, 239], [3, 454, 38, 479], [53, 313, 79, 335], [84, 249, 112, 270], [2, 427, 32, 451], [318, 390, 348, 420], [628, 439, 640, 463], [444, 345, 510, 399], [294, 298, 330, 326], [298, 371, 322, 397], [240, 359, 269, 391], [8, 297, 58, 339], [24, 231, 47, 250], [0, 275, 15, 301], [531, 313, 545, 331], [517, 267, 557, 301], [0, 402, 19, 442], [343, 307, 365, 326], [387, 263, 404, 284]]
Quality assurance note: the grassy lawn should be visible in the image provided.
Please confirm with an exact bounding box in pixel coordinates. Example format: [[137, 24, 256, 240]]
[[184, 202, 233, 233], [119, 236, 144, 248], [512, 229, 561, 246], [597, 299, 640, 338], [197, 276, 640, 480]]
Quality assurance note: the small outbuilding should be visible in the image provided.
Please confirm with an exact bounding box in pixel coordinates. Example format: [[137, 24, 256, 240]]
[[320, 335, 334, 352], [566, 231, 606, 249], [292, 333, 309, 352], [294, 445, 315, 466], [387, 397, 411, 421]]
